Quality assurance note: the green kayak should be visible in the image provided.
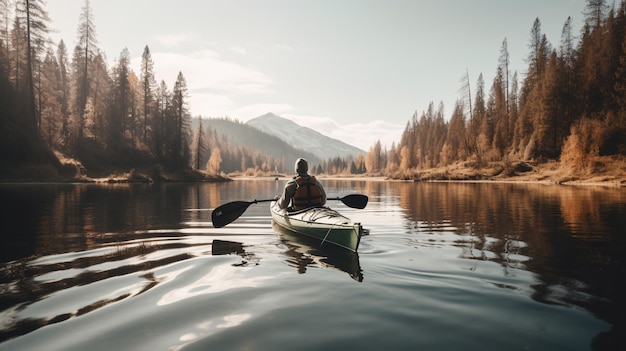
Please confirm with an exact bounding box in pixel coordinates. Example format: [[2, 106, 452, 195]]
[[270, 201, 363, 252]]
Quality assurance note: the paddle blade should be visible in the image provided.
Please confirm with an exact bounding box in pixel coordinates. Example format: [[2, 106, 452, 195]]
[[212, 201, 252, 228], [340, 194, 368, 209]]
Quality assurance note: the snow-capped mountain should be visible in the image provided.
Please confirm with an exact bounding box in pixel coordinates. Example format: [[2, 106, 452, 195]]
[[246, 113, 366, 161]]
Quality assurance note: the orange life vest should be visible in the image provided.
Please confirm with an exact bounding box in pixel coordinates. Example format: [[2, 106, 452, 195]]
[[293, 176, 323, 210]]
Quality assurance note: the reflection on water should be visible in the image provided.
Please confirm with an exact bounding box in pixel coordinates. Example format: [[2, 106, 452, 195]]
[[1, 181, 625, 350], [396, 183, 624, 298], [272, 222, 363, 282], [359, 181, 626, 346]]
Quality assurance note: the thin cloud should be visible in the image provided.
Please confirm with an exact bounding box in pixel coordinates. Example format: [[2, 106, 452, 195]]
[[129, 46, 400, 150], [188, 93, 235, 118], [274, 44, 294, 53], [230, 46, 248, 55], [133, 50, 274, 96], [130, 48, 277, 119], [284, 113, 403, 151], [155, 32, 196, 48]]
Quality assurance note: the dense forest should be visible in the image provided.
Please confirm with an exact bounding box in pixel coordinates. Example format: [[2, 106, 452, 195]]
[[0, 0, 197, 179], [0, 0, 357, 180], [1, 0, 625, 181], [364, 0, 626, 179]]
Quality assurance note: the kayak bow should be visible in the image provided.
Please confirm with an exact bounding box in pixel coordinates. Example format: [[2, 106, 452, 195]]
[[270, 201, 362, 252]]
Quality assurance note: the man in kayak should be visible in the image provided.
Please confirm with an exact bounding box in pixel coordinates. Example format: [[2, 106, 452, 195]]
[[274, 158, 327, 211]]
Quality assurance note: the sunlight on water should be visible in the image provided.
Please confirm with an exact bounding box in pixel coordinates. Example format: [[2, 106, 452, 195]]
[[158, 261, 271, 306], [1, 181, 624, 350]]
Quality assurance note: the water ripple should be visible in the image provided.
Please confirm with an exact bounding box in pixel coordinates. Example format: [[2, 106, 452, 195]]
[[0, 232, 214, 343]]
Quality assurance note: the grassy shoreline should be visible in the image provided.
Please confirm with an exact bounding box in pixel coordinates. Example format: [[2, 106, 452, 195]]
[[382, 157, 626, 187], [236, 157, 626, 187], [3, 156, 625, 186]]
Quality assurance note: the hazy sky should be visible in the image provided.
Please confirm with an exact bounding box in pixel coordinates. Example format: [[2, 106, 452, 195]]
[[46, 0, 588, 150]]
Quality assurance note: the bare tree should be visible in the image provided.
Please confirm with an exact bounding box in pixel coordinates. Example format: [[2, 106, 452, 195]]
[[583, 0, 609, 28]]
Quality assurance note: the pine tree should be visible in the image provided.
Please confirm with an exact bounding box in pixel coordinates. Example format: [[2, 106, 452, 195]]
[[533, 50, 560, 159], [154, 80, 170, 159], [39, 47, 62, 147], [508, 71, 519, 150], [492, 48, 509, 156], [16, 0, 50, 131], [127, 69, 139, 142], [583, 0, 609, 28], [10, 15, 27, 98], [90, 50, 111, 142], [109, 48, 131, 144], [615, 12, 626, 117], [171, 71, 191, 168], [430, 102, 447, 166], [400, 115, 416, 169], [191, 117, 208, 170], [558, 17, 577, 134], [479, 79, 497, 161], [522, 18, 551, 103], [516, 18, 552, 159], [499, 38, 510, 145], [467, 74, 485, 158], [140, 45, 156, 145], [443, 100, 466, 164], [0, 0, 11, 76], [56, 40, 71, 150], [73, 0, 98, 139]]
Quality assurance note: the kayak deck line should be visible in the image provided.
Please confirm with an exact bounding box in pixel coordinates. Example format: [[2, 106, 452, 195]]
[[292, 206, 351, 225], [320, 220, 347, 245], [270, 201, 363, 252]]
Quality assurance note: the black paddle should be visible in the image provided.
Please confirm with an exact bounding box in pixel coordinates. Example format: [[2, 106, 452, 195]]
[[211, 194, 368, 228]]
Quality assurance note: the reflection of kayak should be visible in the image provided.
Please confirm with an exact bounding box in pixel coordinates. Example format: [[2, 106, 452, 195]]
[[272, 222, 363, 281], [270, 201, 362, 252]]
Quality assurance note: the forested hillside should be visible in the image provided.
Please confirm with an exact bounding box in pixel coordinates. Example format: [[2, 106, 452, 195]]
[[190, 117, 321, 175], [189, 117, 368, 175], [364, 0, 626, 181]]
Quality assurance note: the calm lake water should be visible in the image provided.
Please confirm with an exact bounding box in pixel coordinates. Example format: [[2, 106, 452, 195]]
[[1, 179, 625, 351]]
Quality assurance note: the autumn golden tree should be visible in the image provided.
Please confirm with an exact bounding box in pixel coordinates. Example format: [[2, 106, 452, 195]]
[[207, 148, 222, 174], [442, 100, 466, 164]]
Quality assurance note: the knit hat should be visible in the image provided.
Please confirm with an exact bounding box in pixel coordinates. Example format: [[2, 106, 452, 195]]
[[295, 158, 308, 175]]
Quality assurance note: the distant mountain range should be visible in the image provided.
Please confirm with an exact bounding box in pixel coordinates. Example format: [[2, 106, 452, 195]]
[[199, 113, 365, 167], [203, 117, 321, 165], [246, 113, 366, 160]]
